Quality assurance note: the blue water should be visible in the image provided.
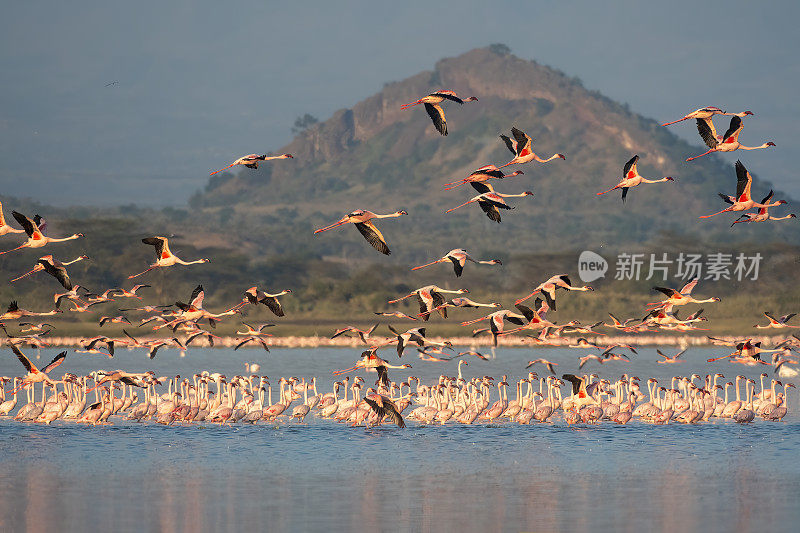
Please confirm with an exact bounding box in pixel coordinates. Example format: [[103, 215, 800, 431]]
[[1, 346, 798, 532]]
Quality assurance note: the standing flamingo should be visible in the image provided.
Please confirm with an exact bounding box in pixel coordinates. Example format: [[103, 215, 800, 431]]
[[700, 161, 786, 219], [596, 155, 674, 202], [210, 153, 293, 175], [314, 209, 407, 255], [498, 127, 565, 168], [0, 211, 83, 255], [686, 115, 775, 161], [401, 90, 478, 136], [127, 236, 209, 278]]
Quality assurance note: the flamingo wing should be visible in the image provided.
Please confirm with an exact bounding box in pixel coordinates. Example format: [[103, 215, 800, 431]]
[[424, 103, 447, 136], [621, 187, 630, 203], [478, 201, 502, 222], [9, 343, 39, 373], [696, 118, 719, 148], [42, 350, 67, 374], [364, 394, 405, 427], [470, 181, 494, 194], [142, 237, 167, 258], [38, 260, 72, 290], [189, 285, 205, 308], [11, 211, 36, 237], [354, 221, 391, 255], [622, 155, 639, 178], [433, 91, 465, 104], [510, 127, 532, 153], [514, 303, 535, 322], [734, 160, 752, 202], [261, 295, 285, 317], [679, 278, 699, 295], [448, 256, 464, 277], [760, 190, 774, 205], [721, 115, 743, 143], [499, 134, 517, 155]]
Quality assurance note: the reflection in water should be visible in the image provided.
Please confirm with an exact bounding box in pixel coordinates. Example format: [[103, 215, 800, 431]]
[[1, 421, 799, 532]]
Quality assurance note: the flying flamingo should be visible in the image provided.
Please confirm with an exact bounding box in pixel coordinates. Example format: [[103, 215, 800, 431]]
[[754, 312, 797, 329], [656, 349, 687, 364], [515, 274, 593, 311], [730, 191, 796, 226], [661, 106, 732, 127], [314, 209, 407, 255], [239, 287, 292, 317], [0, 211, 83, 255], [498, 127, 565, 168], [700, 161, 786, 219], [400, 90, 478, 136], [444, 182, 533, 223], [686, 115, 775, 161], [443, 165, 524, 191], [692, 111, 753, 147], [8, 344, 67, 393], [127, 236, 209, 278], [417, 296, 500, 319], [0, 201, 25, 236], [331, 324, 379, 344], [647, 279, 720, 309], [209, 153, 293, 175], [411, 248, 501, 277], [388, 285, 468, 321], [333, 349, 412, 388], [0, 301, 59, 320], [10, 254, 88, 290], [596, 155, 674, 202], [526, 359, 558, 375]]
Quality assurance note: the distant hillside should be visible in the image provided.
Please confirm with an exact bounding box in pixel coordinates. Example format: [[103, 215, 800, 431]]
[[188, 46, 796, 264]]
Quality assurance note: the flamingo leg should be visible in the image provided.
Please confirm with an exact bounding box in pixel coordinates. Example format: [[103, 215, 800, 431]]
[[661, 118, 687, 127], [400, 101, 422, 109], [515, 290, 539, 305], [443, 180, 468, 190], [10, 268, 39, 282], [127, 266, 156, 279], [707, 353, 735, 362], [411, 259, 443, 271], [686, 149, 714, 162], [0, 244, 27, 256], [445, 200, 476, 214], [596, 185, 621, 196], [313, 219, 348, 234], [209, 163, 236, 176], [699, 207, 733, 219], [498, 160, 515, 169], [332, 365, 361, 375]]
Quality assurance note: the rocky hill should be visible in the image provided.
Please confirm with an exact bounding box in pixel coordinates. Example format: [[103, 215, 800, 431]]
[[187, 46, 794, 264]]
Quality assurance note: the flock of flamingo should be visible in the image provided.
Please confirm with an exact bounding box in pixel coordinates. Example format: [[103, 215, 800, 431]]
[[0, 92, 797, 428]]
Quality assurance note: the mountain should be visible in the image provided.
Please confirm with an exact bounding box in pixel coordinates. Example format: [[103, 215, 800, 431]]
[[187, 47, 795, 264]]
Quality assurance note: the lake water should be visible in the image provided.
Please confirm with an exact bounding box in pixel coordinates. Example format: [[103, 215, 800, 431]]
[[1, 346, 798, 532]]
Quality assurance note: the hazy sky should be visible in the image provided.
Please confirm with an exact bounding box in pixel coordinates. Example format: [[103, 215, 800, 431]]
[[1, 1, 797, 206]]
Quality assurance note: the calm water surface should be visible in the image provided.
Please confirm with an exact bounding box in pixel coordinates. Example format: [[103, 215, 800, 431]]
[[0, 346, 798, 532]]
